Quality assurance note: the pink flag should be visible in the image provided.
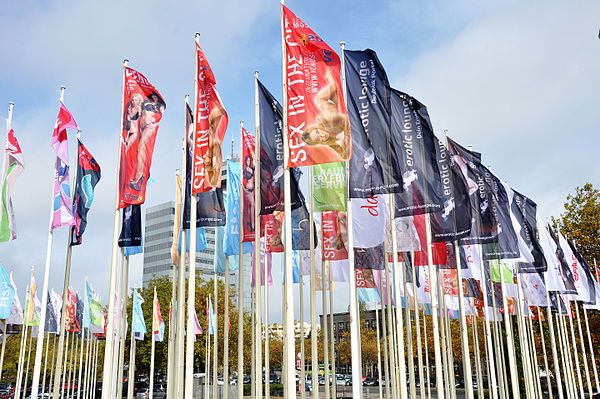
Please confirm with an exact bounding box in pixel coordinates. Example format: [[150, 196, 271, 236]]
[[51, 103, 78, 230], [193, 308, 203, 335], [251, 241, 272, 287]]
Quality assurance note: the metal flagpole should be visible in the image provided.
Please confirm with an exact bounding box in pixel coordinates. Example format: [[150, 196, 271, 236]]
[[264, 262, 270, 399], [537, 308, 553, 399], [338, 40, 363, 398], [555, 307, 573, 399], [375, 305, 383, 399], [514, 273, 534, 399], [60, 332, 69, 399], [385, 261, 398, 399], [454, 240, 473, 399], [185, 33, 200, 399], [48, 335, 58, 397], [566, 303, 584, 398], [308, 169, 318, 399], [167, 257, 176, 399], [22, 326, 33, 399], [15, 299, 28, 398], [328, 263, 337, 399], [499, 269, 519, 397], [583, 305, 600, 392], [250, 287, 256, 398], [559, 311, 576, 399], [116, 255, 129, 399], [212, 250, 219, 399], [224, 258, 231, 399], [546, 292, 565, 399], [74, 332, 84, 399], [575, 303, 593, 396], [176, 127, 188, 398], [150, 287, 157, 399], [422, 308, 432, 399], [205, 302, 211, 399], [66, 328, 75, 399], [322, 261, 331, 399], [526, 307, 543, 399], [412, 253, 426, 399], [101, 60, 128, 399], [41, 332, 50, 396], [425, 214, 445, 399], [380, 272, 391, 399], [298, 275, 304, 399], [404, 263, 416, 399], [437, 277, 451, 399], [91, 338, 99, 399], [82, 331, 91, 399], [471, 314, 484, 399], [478, 260, 499, 399], [32, 86, 68, 399], [127, 305, 136, 399]]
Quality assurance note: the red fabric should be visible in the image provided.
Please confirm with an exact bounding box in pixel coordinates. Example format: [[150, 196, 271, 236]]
[[264, 213, 284, 253], [282, 5, 351, 167], [321, 211, 348, 261], [412, 214, 448, 266]]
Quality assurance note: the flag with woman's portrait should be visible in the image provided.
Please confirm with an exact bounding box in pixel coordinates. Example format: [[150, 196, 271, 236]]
[[282, 5, 351, 167], [118, 67, 166, 209], [241, 127, 256, 242], [191, 42, 228, 194]]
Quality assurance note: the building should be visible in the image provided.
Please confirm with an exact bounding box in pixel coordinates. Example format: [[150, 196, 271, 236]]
[[267, 321, 313, 340], [142, 161, 252, 309]]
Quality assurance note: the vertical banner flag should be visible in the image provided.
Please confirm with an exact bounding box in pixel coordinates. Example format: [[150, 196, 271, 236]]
[[430, 137, 472, 242], [44, 290, 58, 334], [313, 162, 346, 211], [264, 213, 284, 253], [224, 161, 252, 256], [0, 264, 15, 319], [512, 190, 547, 272], [282, 5, 351, 167], [390, 90, 445, 216], [344, 49, 401, 198], [71, 140, 101, 245], [241, 127, 256, 242], [291, 190, 318, 250], [207, 297, 216, 335], [256, 80, 302, 214], [153, 289, 164, 342], [87, 282, 104, 333], [51, 103, 79, 229], [171, 171, 183, 265], [132, 288, 147, 339], [183, 104, 226, 228], [50, 289, 62, 333], [118, 204, 142, 248], [7, 272, 23, 325], [26, 270, 37, 325], [321, 211, 348, 261], [118, 67, 166, 208], [191, 42, 229, 194], [65, 288, 79, 332], [0, 128, 24, 242]]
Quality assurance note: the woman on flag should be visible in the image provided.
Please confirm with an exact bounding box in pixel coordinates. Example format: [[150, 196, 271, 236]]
[[130, 91, 165, 191], [242, 154, 255, 233], [204, 104, 226, 187], [123, 93, 143, 149], [301, 70, 350, 159]]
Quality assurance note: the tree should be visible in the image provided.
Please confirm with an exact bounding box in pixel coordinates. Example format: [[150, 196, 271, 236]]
[[555, 183, 600, 266]]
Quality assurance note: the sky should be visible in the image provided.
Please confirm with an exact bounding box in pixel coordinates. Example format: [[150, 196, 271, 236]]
[[0, 0, 599, 322]]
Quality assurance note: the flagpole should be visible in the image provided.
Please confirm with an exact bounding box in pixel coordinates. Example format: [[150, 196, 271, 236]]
[[224, 257, 231, 399], [404, 262, 416, 399], [385, 260, 398, 399], [236, 121, 246, 399], [546, 292, 565, 399], [526, 306, 543, 398], [92, 337, 99, 399], [150, 287, 157, 399], [185, 33, 201, 399], [280, 3, 297, 397], [437, 276, 451, 399], [566, 302, 585, 398], [22, 324, 33, 399], [264, 263, 270, 399], [559, 310, 576, 399], [31, 85, 69, 399], [126, 305, 136, 399], [453, 241, 473, 399], [66, 329, 75, 399], [379, 271, 391, 399], [205, 310, 211, 399], [422, 308, 432, 399], [307, 179, 318, 399], [328, 262, 337, 399], [82, 330, 91, 399], [212, 250, 219, 399], [411, 253, 425, 399], [338, 40, 363, 398], [100, 59, 128, 399], [48, 335, 58, 397], [424, 214, 445, 399], [116, 255, 129, 399], [536, 308, 553, 399], [375, 304, 383, 399], [176, 109, 188, 398], [41, 332, 50, 396], [251, 286, 256, 398], [15, 319, 28, 397], [322, 261, 331, 399], [583, 305, 600, 392], [471, 315, 484, 399]]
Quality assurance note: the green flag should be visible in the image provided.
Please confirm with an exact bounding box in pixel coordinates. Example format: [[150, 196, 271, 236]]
[[490, 260, 514, 284], [313, 162, 346, 212]]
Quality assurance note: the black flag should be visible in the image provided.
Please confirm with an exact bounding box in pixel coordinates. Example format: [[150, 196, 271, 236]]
[[291, 170, 317, 250], [256, 80, 301, 214], [182, 104, 226, 228], [430, 137, 472, 242], [344, 49, 403, 198], [548, 225, 577, 295], [390, 89, 445, 216], [71, 140, 101, 246], [512, 190, 547, 272], [447, 137, 499, 244], [118, 204, 142, 248]]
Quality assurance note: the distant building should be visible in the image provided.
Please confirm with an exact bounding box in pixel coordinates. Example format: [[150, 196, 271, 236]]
[[267, 321, 313, 340]]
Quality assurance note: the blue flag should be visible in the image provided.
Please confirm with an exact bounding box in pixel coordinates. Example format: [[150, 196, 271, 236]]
[[224, 161, 252, 256], [208, 297, 216, 336], [0, 265, 15, 319], [178, 227, 208, 253], [132, 289, 146, 339]]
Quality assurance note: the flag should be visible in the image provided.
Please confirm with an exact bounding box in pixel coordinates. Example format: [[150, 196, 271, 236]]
[[193, 308, 203, 335], [191, 42, 228, 194], [152, 288, 164, 342], [256, 80, 302, 214], [207, 297, 216, 336], [351, 196, 387, 248], [429, 137, 472, 242], [0, 264, 15, 319], [520, 272, 548, 307], [264, 213, 284, 253], [313, 162, 346, 212], [252, 242, 273, 287], [321, 211, 348, 261], [6, 272, 23, 325], [412, 213, 448, 266], [385, 215, 421, 252], [223, 161, 253, 256], [51, 103, 78, 230], [132, 288, 146, 339], [44, 290, 58, 334], [559, 233, 590, 302], [65, 288, 79, 332], [344, 49, 401, 198], [118, 67, 166, 208], [512, 190, 547, 273], [441, 269, 458, 296], [75, 292, 84, 333], [241, 127, 256, 242], [71, 140, 101, 245], [282, 5, 351, 167], [390, 90, 445, 216], [489, 261, 514, 284], [291, 189, 317, 250], [0, 128, 24, 242], [86, 282, 103, 333], [171, 171, 183, 265], [183, 104, 226, 228], [539, 221, 568, 293], [460, 244, 482, 281], [447, 137, 499, 244], [548, 225, 577, 295], [118, 204, 142, 248], [25, 270, 37, 325], [50, 290, 62, 334]]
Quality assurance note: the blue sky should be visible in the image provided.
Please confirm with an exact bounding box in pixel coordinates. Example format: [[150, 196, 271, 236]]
[[1, 0, 599, 320]]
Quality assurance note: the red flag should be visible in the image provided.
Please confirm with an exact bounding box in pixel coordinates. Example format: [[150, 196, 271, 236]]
[[441, 269, 458, 296], [241, 127, 256, 242], [282, 5, 351, 167], [264, 213, 284, 253], [412, 214, 448, 266], [191, 43, 229, 194], [65, 289, 79, 332], [321, 211, 348, 261], [356, 268, 377, 289], [118, 67, 166, 209]]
